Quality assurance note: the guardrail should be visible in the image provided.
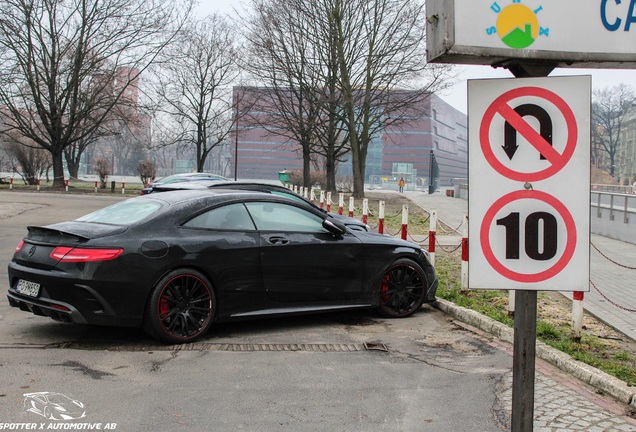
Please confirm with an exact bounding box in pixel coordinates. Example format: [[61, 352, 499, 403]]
[[591, 191, 636, 245], [591, 184, 636, 194]]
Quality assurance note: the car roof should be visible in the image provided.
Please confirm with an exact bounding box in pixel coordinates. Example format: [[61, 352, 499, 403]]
[[139, 188, 318, 211], [153, 180, 293, 193], [153, 173, 228, 184]]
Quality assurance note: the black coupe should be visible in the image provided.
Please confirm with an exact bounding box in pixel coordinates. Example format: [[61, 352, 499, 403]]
[[7, 190, 437, 343]]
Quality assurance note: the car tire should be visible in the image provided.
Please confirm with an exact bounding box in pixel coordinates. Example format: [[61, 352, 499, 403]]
[[144, 269, 215, 344], [377, 258, 427, 318]]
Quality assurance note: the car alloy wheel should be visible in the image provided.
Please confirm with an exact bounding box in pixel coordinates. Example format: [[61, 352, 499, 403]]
[[377, 258, 426, 318], [145, 269, 215, 343]]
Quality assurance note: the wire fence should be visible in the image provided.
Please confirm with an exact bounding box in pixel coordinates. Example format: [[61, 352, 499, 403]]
[[589, 241, 636, 313], [338, 190, 635, 315]]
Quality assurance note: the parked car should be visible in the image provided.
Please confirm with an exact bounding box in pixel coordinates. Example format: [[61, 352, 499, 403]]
[[141, 173, 228, 195], [7, 190, 437, 344], [149, 180, 370, 231]]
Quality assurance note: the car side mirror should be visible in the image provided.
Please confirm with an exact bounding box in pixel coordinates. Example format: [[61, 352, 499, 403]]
[[322, 217, 347, 236]]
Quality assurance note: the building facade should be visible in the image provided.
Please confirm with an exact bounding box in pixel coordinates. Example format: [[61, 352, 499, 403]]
[[229, 87, 467, 187], [617, 105, 636, 185]]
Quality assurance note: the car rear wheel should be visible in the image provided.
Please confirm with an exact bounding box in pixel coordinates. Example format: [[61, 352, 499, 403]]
[[144, 269, 215, 344], [377, 258, 426, 318]]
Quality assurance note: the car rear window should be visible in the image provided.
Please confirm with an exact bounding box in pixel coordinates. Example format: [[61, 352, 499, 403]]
[[76, 200, 162, 225]]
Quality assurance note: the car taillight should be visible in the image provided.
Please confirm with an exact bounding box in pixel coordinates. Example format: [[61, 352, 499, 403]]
[[50, 247, 124, 262], [15, 240, 24, 253]]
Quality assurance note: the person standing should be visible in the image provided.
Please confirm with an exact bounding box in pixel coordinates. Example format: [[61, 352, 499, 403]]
[[398, 177, 405, 193]]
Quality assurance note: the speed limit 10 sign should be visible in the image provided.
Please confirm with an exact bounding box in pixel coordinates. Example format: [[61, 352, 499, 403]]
[[468, 76, 590, 291]]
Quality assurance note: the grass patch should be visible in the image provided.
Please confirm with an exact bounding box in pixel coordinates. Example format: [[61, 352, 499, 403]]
[[435, 252, 636, 386]]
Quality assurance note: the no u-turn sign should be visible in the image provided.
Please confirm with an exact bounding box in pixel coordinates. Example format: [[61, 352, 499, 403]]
[[468, 76, 590, 291]]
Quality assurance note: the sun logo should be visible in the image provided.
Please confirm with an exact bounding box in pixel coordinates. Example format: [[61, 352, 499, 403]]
[[486, 1, 549, 49]]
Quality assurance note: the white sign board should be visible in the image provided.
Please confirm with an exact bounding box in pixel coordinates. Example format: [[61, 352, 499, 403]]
[[427, 0, 636, 67], [468, 76, 590, 291]]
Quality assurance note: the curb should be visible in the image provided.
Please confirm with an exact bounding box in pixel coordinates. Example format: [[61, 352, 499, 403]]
[[433, 298, 636, 410]]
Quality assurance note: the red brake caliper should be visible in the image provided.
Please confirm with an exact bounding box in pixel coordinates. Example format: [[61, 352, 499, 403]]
[[381, 274, 390, 303], [159, 295, 170, 318]]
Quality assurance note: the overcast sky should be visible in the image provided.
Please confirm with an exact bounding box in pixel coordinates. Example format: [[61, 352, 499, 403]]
[[198, 0, 636, 115]]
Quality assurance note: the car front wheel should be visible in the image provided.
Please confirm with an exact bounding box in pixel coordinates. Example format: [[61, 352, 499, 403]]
[[144, 269, 215, 344], [377, 258, 426, 318]]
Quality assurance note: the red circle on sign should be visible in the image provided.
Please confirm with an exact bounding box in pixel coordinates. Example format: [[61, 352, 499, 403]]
[[480, 190, 577, 283], [480, 86, 578, 182]]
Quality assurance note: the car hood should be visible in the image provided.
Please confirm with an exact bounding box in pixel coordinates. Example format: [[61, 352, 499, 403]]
[[349, 230, 419, 247]]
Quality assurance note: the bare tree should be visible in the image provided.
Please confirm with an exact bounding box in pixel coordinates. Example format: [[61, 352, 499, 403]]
[[241, 0, 349, 189], [592, 84, 636, 178], [2, 133, 52, 185], [94, 157, 109, 188], [0, 0, 194, 187], [241, 0, 453, 196], [137, 160, 156, 185], [331, 0, 453, 197], [152, 14, 240, 173]]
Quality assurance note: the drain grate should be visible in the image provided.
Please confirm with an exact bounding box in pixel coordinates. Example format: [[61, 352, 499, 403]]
[[171, 343, 370, 352], [3, 341, 389, 353]]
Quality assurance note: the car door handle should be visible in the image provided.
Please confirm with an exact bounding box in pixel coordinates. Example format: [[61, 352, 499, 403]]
[[268, 236, 290, 245]]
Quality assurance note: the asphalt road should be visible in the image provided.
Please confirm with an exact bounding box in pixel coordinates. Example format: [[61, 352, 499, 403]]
[[0, 191, 515, 431]]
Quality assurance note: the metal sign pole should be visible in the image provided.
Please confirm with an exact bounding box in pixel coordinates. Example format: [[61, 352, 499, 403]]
[[509, 64, 553, 432], [511, 289, 538, 431]]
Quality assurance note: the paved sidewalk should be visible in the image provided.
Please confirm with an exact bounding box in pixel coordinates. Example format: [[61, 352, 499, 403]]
[[397, 188, 636, 343]]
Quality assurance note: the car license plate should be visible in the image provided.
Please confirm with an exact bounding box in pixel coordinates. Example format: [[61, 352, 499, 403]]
[[16, 279, 41, 297]]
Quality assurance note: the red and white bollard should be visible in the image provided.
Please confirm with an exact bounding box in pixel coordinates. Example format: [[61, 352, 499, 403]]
[[310, 188, 316, 202], [401, 204, 408, 240], [348, 197, 355, 218], [9, 176, 13, 190], [362, 199, 369, 224], [36, 178, 41, 191], [461, 213, 469, 292], [122, 182, 126, 195], [94, 180, 98, 193], [303, 187, 309, 199], [65, 179, 69, 192], [508, 291, 515, 316], [572, 291, 585, 339], [378, 201, 385, 234], [293, 185, 298, 194], [319, 191, 325, 209], [338, 193, 344, 215], [428, 210, 437, 266], [326, 192, 332, 212]]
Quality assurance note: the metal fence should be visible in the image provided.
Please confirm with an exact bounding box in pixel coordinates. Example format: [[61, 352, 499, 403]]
[[591, 191, 636, 245]]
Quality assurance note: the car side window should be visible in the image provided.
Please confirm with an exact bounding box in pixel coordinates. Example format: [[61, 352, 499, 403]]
[[184, 203, 256, 231], [270, 190, 307, 204], [245, 202, 328, 233]]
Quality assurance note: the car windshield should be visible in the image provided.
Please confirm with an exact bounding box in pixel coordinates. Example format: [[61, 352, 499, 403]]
[[76, 200, 161, 225]]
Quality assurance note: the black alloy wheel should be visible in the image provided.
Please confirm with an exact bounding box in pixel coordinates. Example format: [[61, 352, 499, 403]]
[[145, 269, 215, 343], [377, 258, 426, 318]]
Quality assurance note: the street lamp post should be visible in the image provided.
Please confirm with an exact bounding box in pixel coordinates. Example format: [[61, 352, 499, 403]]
[[234, 93, 239, 181]]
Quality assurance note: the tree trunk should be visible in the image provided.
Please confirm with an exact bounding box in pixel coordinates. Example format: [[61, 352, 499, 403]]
[[64, 152, 80, 179], [51, 151, 66, 188], [325, 145, 336, 192], [302, 143, 311, 188]]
